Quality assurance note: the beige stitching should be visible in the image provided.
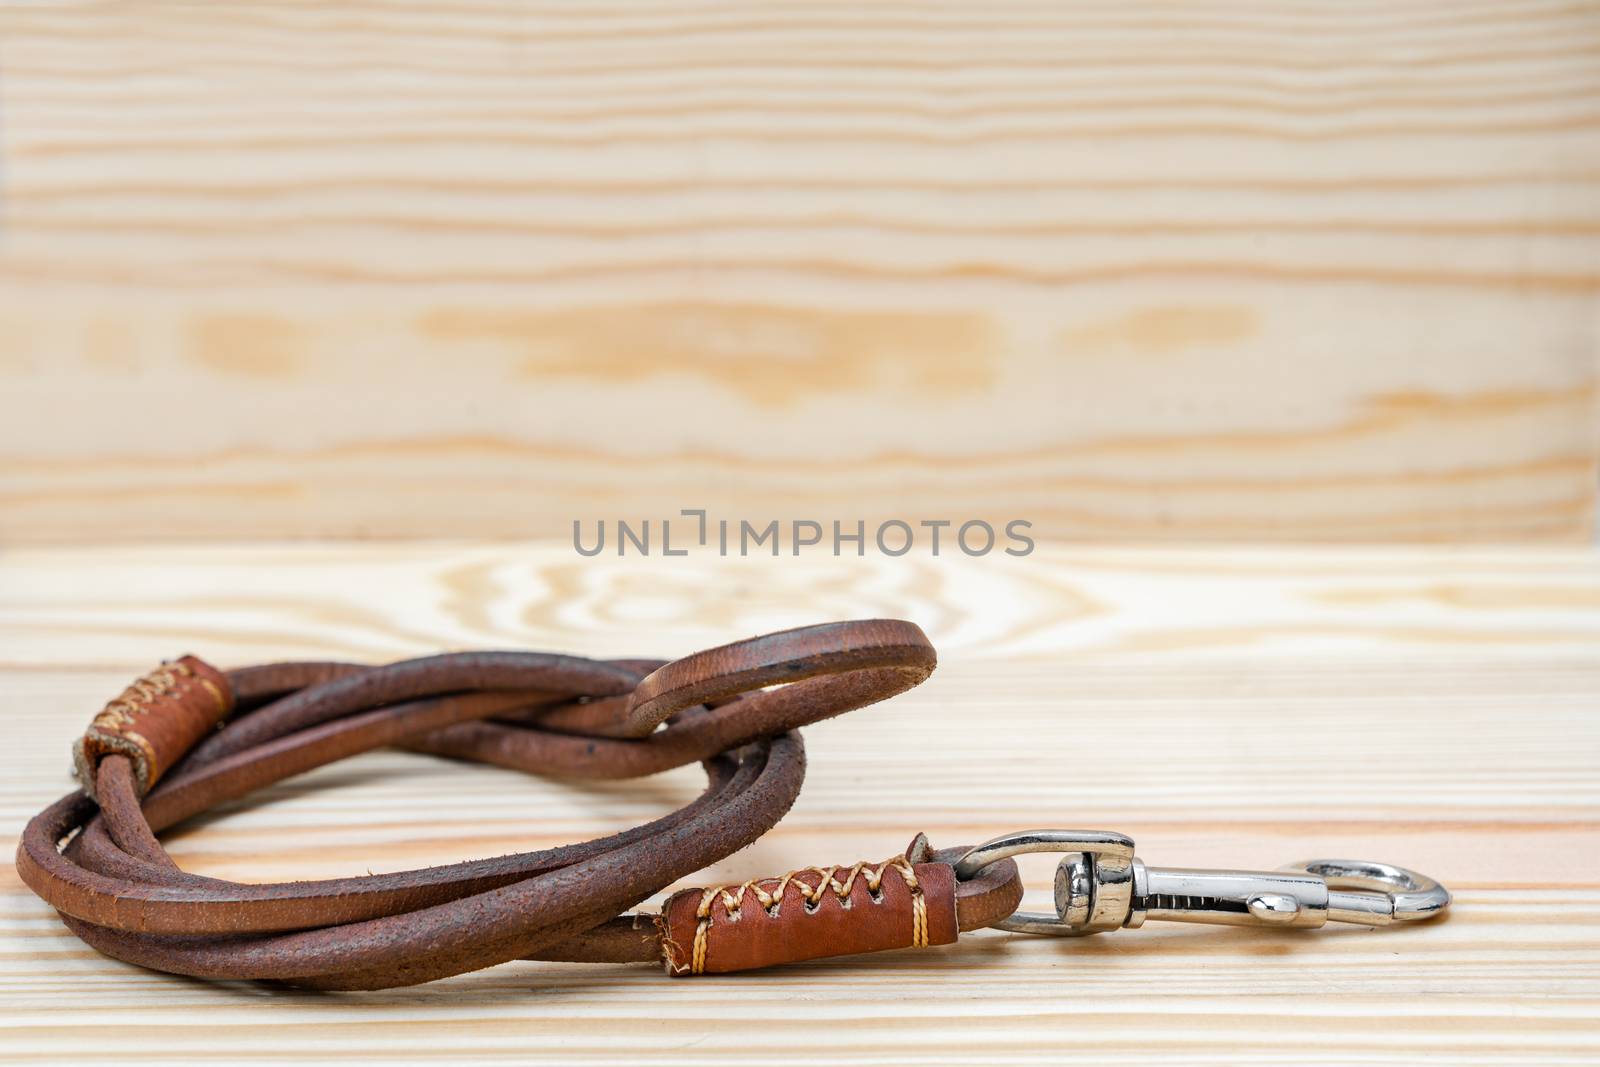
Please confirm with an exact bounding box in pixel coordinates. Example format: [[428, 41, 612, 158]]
[[687, 854, 928, 975], [195, 676, 227, 715], [80, 661, 201, 792], [91, 661, 195, 735], [655, 912, 690, 975], [117, 729, 159, 779]]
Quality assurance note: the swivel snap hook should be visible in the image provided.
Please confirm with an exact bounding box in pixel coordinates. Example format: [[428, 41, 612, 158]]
[[953, 830, 1450, 936]]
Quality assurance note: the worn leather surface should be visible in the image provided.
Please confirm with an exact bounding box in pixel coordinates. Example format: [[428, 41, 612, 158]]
[[660, 853, 959, 976], [71, 655, 232, 800], [17, 620, 1024, 989]]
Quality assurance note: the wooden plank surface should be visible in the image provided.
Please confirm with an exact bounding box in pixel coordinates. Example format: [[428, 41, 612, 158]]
[[2, 541, 1598, 1064], [3, 1, 1599, 543]]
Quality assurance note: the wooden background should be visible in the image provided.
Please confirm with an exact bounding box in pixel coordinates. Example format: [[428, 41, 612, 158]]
[[3, 543, 1599, 1063], [3, 2, 1599, 1064], [2, 0, 1598, 543]]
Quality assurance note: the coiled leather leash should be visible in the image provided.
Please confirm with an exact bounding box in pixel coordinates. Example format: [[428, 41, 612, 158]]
[[16, 618, 1448, 990]]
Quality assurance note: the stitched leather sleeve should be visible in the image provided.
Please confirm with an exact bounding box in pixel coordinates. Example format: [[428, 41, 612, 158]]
[[72, 656, 233, 800], [658, 855, 959, 976]]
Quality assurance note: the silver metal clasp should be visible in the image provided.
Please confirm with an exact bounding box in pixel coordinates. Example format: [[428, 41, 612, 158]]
[[953, 830, 1450, 936]]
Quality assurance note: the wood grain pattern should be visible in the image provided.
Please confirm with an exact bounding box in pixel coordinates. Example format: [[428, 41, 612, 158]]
[[2, 542, 1597, 1064], [2, 1, 1598, 543]]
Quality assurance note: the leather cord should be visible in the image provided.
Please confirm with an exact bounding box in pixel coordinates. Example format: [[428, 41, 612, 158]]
[[17, 620, 1022, 989]]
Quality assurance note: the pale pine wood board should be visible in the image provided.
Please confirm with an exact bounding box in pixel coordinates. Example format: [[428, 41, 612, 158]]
[[1, 542, 1598, 1064], [2, 1, 1598, 543]]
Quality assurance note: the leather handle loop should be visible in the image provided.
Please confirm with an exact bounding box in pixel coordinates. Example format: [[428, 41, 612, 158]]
[[402, 619, 937, 780], [623, 619, 937, 736]]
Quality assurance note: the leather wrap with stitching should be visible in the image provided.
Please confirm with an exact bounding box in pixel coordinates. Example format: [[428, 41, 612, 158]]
[[71, 655, 233, 800], [660, 853, 959, 976]]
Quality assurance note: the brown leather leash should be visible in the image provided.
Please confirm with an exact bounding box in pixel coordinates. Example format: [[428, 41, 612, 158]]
[[17, 617, 1450, 990], [18, 620, 1022, 988]]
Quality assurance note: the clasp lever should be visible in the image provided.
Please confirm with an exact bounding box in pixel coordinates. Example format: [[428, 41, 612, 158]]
[[954, 830, 1450, 936]]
